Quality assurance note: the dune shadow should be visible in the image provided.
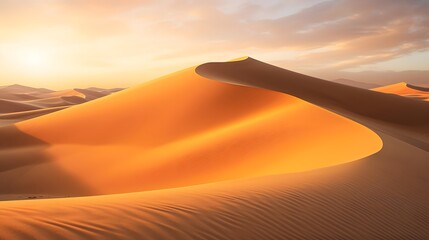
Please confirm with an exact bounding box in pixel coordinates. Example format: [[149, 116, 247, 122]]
[[406, 83, 429, 92], [0, 125, 93, 199]]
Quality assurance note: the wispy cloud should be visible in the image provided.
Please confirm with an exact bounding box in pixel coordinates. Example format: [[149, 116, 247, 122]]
[[0, 0, 428, 88]]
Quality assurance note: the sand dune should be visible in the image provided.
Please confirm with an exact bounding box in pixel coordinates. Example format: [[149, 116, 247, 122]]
[[21, 96, 87, 108], [197, 58, 429, 150], [73, 88, 109, 100], [37, 89, 86, 99], [0, 66, 381, 197], [0, 57, 428, 239], [0, 92, 41, 101], [38, 88, 115, 100], [0, 84, 53, 95], [0, 84, 52, 101], [0, 85, 122, 126], [0, 99, 40, 114], [87, 87, 125, 95], [373, 82, 429, 101], [332, 78, 380, 89], [0, 106, 69, 126]]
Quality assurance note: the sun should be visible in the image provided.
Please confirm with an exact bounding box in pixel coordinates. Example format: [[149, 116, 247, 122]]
[[9, 46, 54, 72], [19, 49, 51, 70], [23, 51, 48, 67]]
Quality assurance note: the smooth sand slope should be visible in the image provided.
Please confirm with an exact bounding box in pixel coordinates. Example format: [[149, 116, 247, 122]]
[[373, 82, 429, 101], [0, 66, 380, 197], [0, 58, 428, 239]]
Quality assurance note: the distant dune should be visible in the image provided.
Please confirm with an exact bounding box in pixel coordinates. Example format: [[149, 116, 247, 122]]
[[332, 78, 381, 89], [22, 96, 87, 108], [0, 58, 428, 239], [0, 84, 53, 95], [373, 82, 429, 101], [330, 70, 429, 88], [0, 99, 40, 114], [0, 85, 123, 125]]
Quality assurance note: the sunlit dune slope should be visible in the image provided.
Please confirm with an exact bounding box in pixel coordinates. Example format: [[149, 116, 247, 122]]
[[37, 88, 110, 100], [74, 88, 110, 100], [38, 89, 86, 99], [373, 82, 429, 101], [0, 130, 428, 239], [0, 66, 381, 196]]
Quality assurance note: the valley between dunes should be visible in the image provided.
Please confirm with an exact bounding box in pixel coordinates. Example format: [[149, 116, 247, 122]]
[[0, 57, 428, 239]]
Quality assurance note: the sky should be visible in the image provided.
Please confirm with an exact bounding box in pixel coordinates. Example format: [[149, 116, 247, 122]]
[[0, 0, 428, 89]]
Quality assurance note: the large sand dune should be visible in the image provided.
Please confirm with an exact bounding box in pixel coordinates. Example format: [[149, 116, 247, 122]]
[[0, 57, 428, 239], [0, 66, 381, 196]]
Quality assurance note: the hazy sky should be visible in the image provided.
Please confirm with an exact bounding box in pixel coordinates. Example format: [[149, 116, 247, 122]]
[[0, 0, 428, 89]]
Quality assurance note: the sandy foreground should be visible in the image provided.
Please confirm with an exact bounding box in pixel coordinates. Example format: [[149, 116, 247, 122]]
[[0, 57, 428, 239]]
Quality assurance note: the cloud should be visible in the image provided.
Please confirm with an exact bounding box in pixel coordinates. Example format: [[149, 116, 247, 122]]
[[1, 0, 429, 88], [110, 0, 429, 71]]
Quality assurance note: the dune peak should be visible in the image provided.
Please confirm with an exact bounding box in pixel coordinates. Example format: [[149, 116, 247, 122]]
[[228, 56, 251, 62]]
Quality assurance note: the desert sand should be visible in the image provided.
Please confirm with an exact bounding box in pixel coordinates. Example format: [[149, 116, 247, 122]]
[[0, 86, 122, 126], [373, 82, 429, 101], [0, 57, 428, 239]]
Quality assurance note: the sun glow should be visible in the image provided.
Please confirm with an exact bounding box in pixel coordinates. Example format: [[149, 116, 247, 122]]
[[4, 43, 55, 74], [23, 51, 47, 67], [17, 48, 51, 71]]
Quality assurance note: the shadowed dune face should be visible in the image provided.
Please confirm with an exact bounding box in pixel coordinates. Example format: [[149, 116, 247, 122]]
[[0, 67, 382, 196], [196, 58, 429, 154], [373, 82, 429, 101], [196, 58, 429, 127], [0, 126, 92, 198], [0, 99, 40, 114]]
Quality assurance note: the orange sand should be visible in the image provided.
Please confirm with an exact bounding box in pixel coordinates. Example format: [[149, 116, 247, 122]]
[[1, 58, 428, 239], [373, 82, 429, 101], [2, 67, 381, 196]]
